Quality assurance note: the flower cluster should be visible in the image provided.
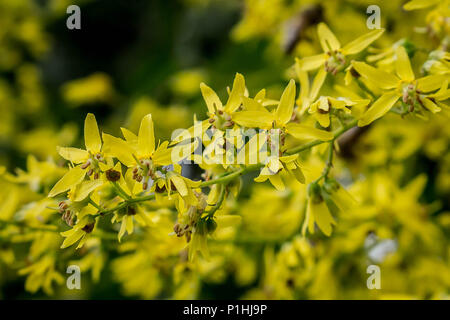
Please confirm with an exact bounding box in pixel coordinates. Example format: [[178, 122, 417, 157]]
[[0, 0, 449, 299]]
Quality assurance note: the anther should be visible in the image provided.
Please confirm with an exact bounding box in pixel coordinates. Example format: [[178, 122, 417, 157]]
[[81, 161, 90, 169]]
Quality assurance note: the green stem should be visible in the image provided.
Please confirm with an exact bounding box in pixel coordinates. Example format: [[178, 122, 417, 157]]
[[207, 184, 227, 217], [199, 164, 262, 188], [111, 181, 131, 200], [313, 141, 334, 184], [88, 198, 102, 211]]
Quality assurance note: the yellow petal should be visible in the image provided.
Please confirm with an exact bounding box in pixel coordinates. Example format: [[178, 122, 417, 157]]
[[286, 123, 333, 141], [57, 147, 88, 164], [126, 215, 134, 235], [318, 23, 341, 52], [138, 114, 155, 157], [403, 0, 440, 10], [232, 110, 274, 129], [279, 154, 298, 163], [60, 229, 84, 249], [120, 127, 138, 142], [290, 166, 305, 184], [224, 73, 245, 113], [71, 179, 103, 202], [48, 166, 86, 197], [118, 218, 127, 242], [315, 112, 330, 128], [170, 175, 188, 197], [341, 29, 384, 55], [417, 74, 448, 92], [268, 174, 284, 191], [395, 46, 415, 82], [241, 96, 266, 112], [254, 89, 266, 101], [275, 79, 296, 126], [84, 113, 102, 153], [295, 62, 309, 102], [76, 235, 88, 249], [154, 141, 177, 165], [310, 68, 327, 101], [170, 119, 210, 145], [428, 81, 450, 101], [303, 201, 315, 235], [422, 98, 441, 113], [311, 201, 335, 236], [268, 158, 281, 173], [254, 171, 269, 183], [352, 61, 399, 89], [358, 92, 399, 126], [296, 54, 327, 71], [102, 133, 136, 166], [200, 82, 222, 113]]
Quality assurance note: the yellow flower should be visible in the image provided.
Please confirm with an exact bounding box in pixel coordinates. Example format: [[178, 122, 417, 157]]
[[102, 114, 175, 191], [60, 215, 96, 249], [422, 50, 450, 75], [7, 154, 66, 192], [353, 46, 449, 126], [112, 204, 153, 242], [254, 154, 305, 190], [152, 166, 201, 207], [48, 165, 86, 198], [308, 96, 354, 128], [295, 62, 326, 115], [50, 113, 106, 197], [322, 179, 357, 213], [302, 183, 336, 236], [230, 79, 296, 130], [333, 84, 372, 119], [56, 113, 103, 167], [278, 80, 334, 141], [296, 23, 384, 75], [233, 79, 333, 141], [18, 255, 64, 295], [201, 73, 246, 130], [403, 0, 442, 11]]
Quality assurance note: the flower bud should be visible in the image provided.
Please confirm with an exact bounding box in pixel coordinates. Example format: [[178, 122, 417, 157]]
[[206, 218, 217, 234]]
